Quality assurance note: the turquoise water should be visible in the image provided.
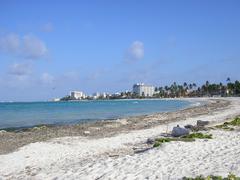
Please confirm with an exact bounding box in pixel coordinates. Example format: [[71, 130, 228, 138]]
[[0, 99, 191, 129]]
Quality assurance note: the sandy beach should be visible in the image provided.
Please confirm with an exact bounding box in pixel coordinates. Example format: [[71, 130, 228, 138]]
[[0, 97, 240, 179]]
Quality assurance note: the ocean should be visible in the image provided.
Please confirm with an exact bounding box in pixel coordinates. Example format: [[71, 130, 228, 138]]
[[0, 99, 192, 129]]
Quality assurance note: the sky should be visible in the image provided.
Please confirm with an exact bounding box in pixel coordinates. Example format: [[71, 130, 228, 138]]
[[0, 0, 240, 101]]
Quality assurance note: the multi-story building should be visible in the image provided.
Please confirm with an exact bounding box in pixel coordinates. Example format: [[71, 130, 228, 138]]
[[70, 91, 86, 99], [132, 83, 155, 97], [92, 92, 108, 99]]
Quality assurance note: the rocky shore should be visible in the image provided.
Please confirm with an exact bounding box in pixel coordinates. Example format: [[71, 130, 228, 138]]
[[0, 98, 229, 155]]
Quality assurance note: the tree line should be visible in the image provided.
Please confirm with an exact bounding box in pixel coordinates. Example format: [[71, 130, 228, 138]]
[[60, 78, 240, 101], [152, 78, 240, 98]]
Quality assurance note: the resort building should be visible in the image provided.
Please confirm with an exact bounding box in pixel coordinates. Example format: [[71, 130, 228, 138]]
[[132, 83, 155, 97], [92, 92, 108, 99], [70, 91, 86, 99]]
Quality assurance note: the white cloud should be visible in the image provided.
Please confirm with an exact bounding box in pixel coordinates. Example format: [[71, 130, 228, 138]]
[[22, 35, 48, 59], [8, 63, 32, 76], [0, 33, 48, 60], [63, 71, 80, 80], [126, 41, 144, 62], [40, 73, 54, 84], [0, 33, 20, 53], [41, 22, 53, 32]]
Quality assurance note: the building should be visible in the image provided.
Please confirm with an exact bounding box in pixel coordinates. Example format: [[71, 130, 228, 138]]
[[70, 91, 86, 99], [132, 83, 155, 97], [52, 98, 60, 102], [92, 92, 100, 99], [92, 92, 108, 99]]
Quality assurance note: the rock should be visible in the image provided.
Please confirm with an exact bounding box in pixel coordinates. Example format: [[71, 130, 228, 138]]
[[32, 127, 40, 131], [0, 130, 7, 134], [184, 124, 194, 129], [83, 131, 90, 135], [32, 125, 47, 131], [146, 138, 154, 144], [171, 125, 190, 137], [197, 120, 209, 127]]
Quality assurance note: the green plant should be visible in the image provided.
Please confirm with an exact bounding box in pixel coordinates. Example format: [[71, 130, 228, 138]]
[[153, 137, 195, 147], [215, 117, 240, 131], [182, 173, 240, 180], [215, 124, 234, 131], [182, 133, 212, 139], [225, 117, 240, 126], [153, 142, 161, 147], [153, 138, 171, 147]]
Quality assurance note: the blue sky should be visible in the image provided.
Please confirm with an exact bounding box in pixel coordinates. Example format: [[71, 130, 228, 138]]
[[0, 0, 240, 101]]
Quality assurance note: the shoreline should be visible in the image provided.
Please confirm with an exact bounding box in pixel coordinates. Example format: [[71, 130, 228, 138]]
[[0, 97, 240, 179], [0, 98, 223, 155], [0, 98, 196, 131], [0, 98, 200, 132]]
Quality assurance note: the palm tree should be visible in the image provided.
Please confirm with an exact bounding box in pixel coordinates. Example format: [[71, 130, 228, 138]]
[[193, 83, 197, 89], [227, 77, 231, 83], [183, 82, 187, 87], [206, 81, 209, 87], [189, 83, 193, 90], [164, 86, 169, 91]]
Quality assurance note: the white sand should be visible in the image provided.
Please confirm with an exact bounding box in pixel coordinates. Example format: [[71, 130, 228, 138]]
[[0, 97, 240, 180]]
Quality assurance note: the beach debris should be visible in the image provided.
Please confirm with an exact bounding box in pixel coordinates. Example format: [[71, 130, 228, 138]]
[[197, 120, 209, 127], [83, 131, 91, 135], [184, 124, 194, 129], [184, 124, 208, 132], [146, 138, 155, 144], [184, 120, 210, 132], [134, 147, 153, 154], [171, 125, 190, 137]]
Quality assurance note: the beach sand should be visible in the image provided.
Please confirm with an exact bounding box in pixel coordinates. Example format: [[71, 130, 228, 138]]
[[0, 97, 240, 179]]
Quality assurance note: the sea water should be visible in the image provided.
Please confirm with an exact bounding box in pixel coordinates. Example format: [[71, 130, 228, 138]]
[[0, 99, 192, 129]]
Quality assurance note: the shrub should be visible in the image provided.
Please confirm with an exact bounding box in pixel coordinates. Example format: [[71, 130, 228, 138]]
[[227, 117, 240, 126], [182, 173, 240, 180], [153, 138, 172, 147], [215, 117, 240, 131], [182, 133, 212, 139], [153, 137, 195, 148], [215, 124, 234, 131]]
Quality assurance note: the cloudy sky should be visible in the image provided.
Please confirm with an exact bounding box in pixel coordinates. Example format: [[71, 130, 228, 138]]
[[0, 0, 240, 101]]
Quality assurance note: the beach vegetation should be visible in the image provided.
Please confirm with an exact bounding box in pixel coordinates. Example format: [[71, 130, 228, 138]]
[[153, 133, 212, 147], [153, 137, 195, 147], [215, 124, 234, 131], [224, 117, 240, 126], [215, 117, 240, 131], [153, 138, 172, 147], [182, 173, 240, 180], [182, 133, 212, 139]]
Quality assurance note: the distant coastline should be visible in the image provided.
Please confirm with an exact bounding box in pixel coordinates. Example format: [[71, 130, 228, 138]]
[[56, 79, 240, 102]]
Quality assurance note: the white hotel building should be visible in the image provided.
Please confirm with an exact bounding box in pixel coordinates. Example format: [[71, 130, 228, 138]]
[[70, 91, 86, 99], [132, 83, 155, 97]]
